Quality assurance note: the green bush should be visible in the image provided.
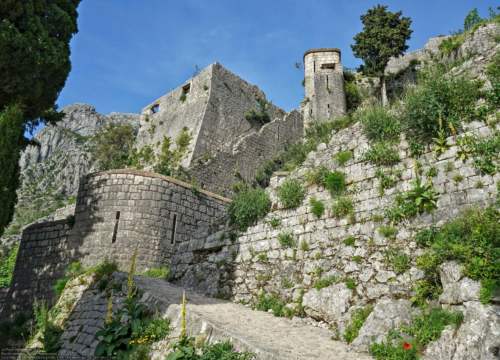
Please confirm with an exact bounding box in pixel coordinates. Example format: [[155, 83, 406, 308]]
[[53, 261, 84, 297], [344, 278, 357, 290], [34, 300, 63, 353], [402, 68, 482, 143], [267, 217, 281, 228], [457, 132, 500, 175], [244, 98, 271, 126], [385, 249, 411, 274], [95, 295, 171, 358], [370, 308, 462, 360], [414, 207, 499, 304], [439, 34, 465, 55], [309, 197, 325, 218], [91, 124, 136, 171], [344, 306, 373, 343], [255, 292, 288, 317], [403, 308, 463, 347], [0, 244, 18, 288], [324, 171, 347, 196], [363, 142, 400, 166], [377, 225, 398, 239], [278, 231, 295, 248], [344, 73, 363, 113], [359, 106, 401, 142], [229, 187, 271, 231], [167, 337, 255, 360], [142, 267, 170, 280], [343, 236, 356, 246], [385, 178, 438, 222], [335, 150, 353, 166], [375, 169, 401, 195], [313, 275, 338, 290], [332, 196, 354, 219], [277, 179, 305, 209]]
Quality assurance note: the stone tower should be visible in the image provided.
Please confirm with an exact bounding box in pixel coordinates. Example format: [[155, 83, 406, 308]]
[[302, 48, 346, 127]]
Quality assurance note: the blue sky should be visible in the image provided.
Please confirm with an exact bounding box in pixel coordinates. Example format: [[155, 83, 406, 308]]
[[57, 0, 498, 114]]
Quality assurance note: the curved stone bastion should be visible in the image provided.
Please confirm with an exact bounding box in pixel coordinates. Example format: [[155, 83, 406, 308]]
[[1, 169, 230, 317]]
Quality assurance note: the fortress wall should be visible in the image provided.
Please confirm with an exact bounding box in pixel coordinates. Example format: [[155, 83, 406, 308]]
[[1, 219, 75, 316], [192, 63, 286, 159], [135, 65, 213, 167], [176, 121, 498, 316], [189, 110, 304, 197], [71, 169, 230, 272]]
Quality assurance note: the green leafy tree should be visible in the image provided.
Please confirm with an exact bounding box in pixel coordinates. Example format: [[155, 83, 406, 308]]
[[351, 5, 412, 106], [91, 124, 136, 171], [0, 0, 81, 236], [463, 8, 482, 32]]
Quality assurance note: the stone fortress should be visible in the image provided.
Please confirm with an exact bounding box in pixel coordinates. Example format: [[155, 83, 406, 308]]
[[1, 48, 346, 316], [1, 22, 499, 359]]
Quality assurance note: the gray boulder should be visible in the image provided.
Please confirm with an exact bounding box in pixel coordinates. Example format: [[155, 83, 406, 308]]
[[439, 262, 480, 305], [303, 283, 353, 327], [351, 298, 416, 351], [423, 301, 500, 360]]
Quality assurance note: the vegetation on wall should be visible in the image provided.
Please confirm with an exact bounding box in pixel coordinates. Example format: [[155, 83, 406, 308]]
[[244, 97, 271, 126], [277, 179, 305, 209], [370, 308, 463, 360], [344, 70, 363, 113], [402, 67, 482, 143], [0, 244, 19, 287], [154, 127, 193, 176], [228, 187, 271, 231], [414, 206, 499, 305]]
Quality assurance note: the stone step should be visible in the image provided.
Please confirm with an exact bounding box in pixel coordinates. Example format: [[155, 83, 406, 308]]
[[135, 277, 372, 360]]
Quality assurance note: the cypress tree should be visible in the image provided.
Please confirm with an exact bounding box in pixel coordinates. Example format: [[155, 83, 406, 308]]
[[0, 0, 81, 235]]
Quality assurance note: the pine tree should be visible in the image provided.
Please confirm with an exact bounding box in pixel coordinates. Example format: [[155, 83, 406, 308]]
[[351, 5, 412, 106], [0, 0, 81, 236]]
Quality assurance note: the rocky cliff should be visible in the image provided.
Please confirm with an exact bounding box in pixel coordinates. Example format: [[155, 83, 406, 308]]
[[1, 104, 139, 246]]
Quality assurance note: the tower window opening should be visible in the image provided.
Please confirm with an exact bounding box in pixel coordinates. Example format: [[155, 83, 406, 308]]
[[327, 104, 330, 109], [326, 75, 329, 89], [112, 211, 120, 243], [171, 214, 178, 244], [182, 83, 191, 94], [321, 63, 336, 70], [313, 61, 316, 73]]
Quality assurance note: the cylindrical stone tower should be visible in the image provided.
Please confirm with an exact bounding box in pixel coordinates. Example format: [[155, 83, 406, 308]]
[[302, 48, 346, 127]]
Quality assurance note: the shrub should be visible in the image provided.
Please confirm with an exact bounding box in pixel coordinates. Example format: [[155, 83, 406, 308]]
[[143, 267, 169, 280], [53, 261, 84, 297], [414, 207, 499, 304], [385, 178, 438, 222], [457, 132, 500, 175], [278, 231, 295, 248], [402, 308, 463, 347], [359, 106, 401, 142], [309, 197, 325, 218], [344, 278, 357, 290], [34, 300, 63, 353], [375, 169, 401, 195], [377, 225, 398, 239], [363, 142, 400, 166], [255, 292, 287, 317], [277, 179, 305, 209], [91, 124, 136, 171], [402, 68, 482, 143], [0, 244, 18, 288], [343, 236, 356, 246], [268, 217, 281, 228], [332, 196, 354, 219], [344, 306, 373, 343], [439, 34, 465, 55], [245, 98, 271, 126], [385, 248, 411, 274], [344, 75, 363, 113], [335, 150, 353, 166], [154, 128, 192, 176], [167, 338, 254, 360], [229, 187, 271, 231], [324, 171, 347, 196], [313, 276, 338, 290]]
